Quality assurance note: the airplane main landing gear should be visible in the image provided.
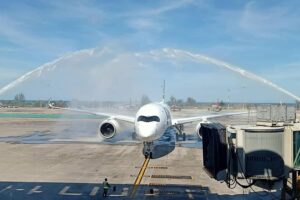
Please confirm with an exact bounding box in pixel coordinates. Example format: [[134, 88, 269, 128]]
[[175, 124, 186, 141]]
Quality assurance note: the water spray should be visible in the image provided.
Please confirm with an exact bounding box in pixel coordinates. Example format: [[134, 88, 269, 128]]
[[164, 48, 300, 102], [0, 47, 299, 102], [0, 49, 96, 96]]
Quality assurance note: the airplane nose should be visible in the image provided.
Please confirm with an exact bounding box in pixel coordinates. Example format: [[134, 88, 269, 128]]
[[136, 123, 157, 139]]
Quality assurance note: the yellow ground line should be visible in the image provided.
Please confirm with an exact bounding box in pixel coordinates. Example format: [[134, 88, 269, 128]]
[[130, 157, 150, 198]]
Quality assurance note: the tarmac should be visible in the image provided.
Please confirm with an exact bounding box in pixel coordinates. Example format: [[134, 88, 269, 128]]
[[0, 107, 292, 200]]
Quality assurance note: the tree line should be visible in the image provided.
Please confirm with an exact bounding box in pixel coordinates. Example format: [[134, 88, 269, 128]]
[[140, 95, 200, 107]]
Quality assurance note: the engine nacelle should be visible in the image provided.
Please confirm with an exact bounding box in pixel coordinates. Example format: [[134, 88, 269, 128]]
[[195, 120, 211, 139], [195, 123, 203, 138], [98, 119, 119, 139]]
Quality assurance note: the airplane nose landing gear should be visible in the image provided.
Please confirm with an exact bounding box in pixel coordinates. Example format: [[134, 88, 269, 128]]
[[143, 142, 153, 159]]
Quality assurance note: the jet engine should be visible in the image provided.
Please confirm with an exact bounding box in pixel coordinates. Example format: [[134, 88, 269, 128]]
[[98, 119, 119, 139], [195, 120, 211, 139], [195, 122, 203, 138]]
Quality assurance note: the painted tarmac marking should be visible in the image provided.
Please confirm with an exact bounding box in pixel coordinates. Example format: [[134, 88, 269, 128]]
[[145, 193, 156, 196], [0, 185, 12, 193], [109, 194, 127, 197], [89, 186, 99, 196], [149, 183, 166, 186], [121, 187, 129, 196], [130, 174, 150, 178], [27, 186, 42, 194], [151, 175, 192, 179], [59, 186, 82, 196], [130, 157, 150, 198], [135, 166, 168, 169], [186, 189, 194, 199]]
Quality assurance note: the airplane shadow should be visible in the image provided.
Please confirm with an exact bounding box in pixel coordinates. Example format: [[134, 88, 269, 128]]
[[0, 181, 280, 200]]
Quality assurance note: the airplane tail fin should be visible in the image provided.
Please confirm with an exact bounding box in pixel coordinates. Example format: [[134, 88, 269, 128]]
[[48, 98, 54, 109]]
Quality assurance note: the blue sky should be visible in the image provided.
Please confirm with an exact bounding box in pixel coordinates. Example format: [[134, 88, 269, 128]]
[[0, 0, 300, 102]]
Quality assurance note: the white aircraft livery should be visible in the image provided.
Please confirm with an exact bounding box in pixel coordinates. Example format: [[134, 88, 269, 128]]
[[49, 97, 246, 158]]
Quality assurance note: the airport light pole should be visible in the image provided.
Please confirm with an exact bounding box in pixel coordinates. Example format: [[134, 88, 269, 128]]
[[227, 89, 230, 110]]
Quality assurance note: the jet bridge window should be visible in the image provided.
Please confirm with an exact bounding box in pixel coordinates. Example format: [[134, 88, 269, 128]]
[[137, 116, 160, 122]]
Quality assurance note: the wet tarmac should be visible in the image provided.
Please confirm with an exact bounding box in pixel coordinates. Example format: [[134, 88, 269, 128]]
[[0, 116, 202, 150]]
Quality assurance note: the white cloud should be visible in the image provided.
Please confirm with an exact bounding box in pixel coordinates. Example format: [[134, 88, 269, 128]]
[[44, 1, 105, 24], [214, 1, 300, 40], [238, 2, 300, 38], [118, 0, 196, 34], [127, 18, 163, 32], [141, 0, 195, 16], [0, 14, 74, 55], [0, 0, 108, 56]]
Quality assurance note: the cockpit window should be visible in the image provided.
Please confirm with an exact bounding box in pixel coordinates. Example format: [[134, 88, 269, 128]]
[[137, 116, 160, 122]]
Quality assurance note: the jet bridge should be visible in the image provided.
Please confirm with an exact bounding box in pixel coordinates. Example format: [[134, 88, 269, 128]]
[[200, 104, 300, 199]]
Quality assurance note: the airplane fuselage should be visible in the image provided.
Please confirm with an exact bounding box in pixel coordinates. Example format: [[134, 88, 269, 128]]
[[135, 102, 172, 142]]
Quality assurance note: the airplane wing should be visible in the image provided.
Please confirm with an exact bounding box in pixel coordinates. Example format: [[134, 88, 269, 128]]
[[172, 111, 248, 125], [48, 104, 135, 124]]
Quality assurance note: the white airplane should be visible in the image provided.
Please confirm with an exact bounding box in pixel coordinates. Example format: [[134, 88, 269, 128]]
[[49, 96, 246, 158]]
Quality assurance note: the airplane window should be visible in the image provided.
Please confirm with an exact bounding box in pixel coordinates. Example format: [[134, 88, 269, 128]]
[[137, 116, 160, 122]]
